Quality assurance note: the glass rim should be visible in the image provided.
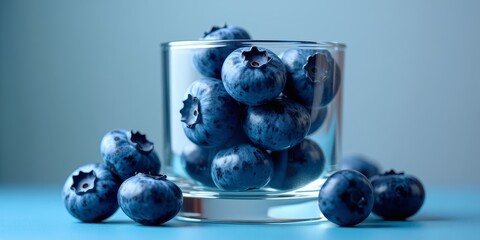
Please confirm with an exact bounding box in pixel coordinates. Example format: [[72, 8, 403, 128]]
[[161, 40, 346, 50]]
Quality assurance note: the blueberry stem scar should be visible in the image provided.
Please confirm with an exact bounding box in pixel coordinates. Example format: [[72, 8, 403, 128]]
[[242, 46, 272, 68], [203, 23, 228, 38], [129, 131, 154, 153], [383, 169, 404, 175], [303, 53, 331, 83], [71, 170, 96, 194], [180, 94, 201, 128], [136, 172, 167, 180]]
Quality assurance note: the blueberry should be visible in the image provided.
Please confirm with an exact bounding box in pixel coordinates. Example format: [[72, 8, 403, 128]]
[[222, 46, 287, 106], [181, 124, 252, 188], [341, 154, 380, 179], [62, 163, 121, 222], [193, 24, 251, 78], [370, 170, 425, 220], [307, 106, 328, 135], [211, 144, 273, 191], [318, 169, 374, 226], [243, 98, 311, 151], [118, 173, 183, 225], [180, 77, 241, 148], [181, 142, 217, 187], [270, 138, 325, 190], [100, 129, 161, 180], [281, 48, 342, 108], [201, 24, 250, 40]]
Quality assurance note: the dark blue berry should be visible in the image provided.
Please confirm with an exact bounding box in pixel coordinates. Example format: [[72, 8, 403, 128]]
[[181, 124, 252, 188], [307, 106, 328, 135], [62, 163, 121, 222], [201, 24, 250, 40], [222, 46, 287, 106], [211, 144, 273, 191], [243, 98, 311, 151], [370, 170, 425, 220], [180, 77, 241, 148], [118, 173, 183, 225], [318, 169, 374, 226], [181, 142, 217, 187], [282, 48, 342, 108], [192, 24, 250, 78], [270, 138, 325, 190], [341, 154, 380, 179], [100, 129, 161, 180]]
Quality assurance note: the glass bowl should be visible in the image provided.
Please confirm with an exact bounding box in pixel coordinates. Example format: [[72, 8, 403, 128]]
[[160, 40, 346, 223]]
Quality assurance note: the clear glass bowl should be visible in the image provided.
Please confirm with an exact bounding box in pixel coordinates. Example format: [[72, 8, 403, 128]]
[[160, 40, 346, 223]]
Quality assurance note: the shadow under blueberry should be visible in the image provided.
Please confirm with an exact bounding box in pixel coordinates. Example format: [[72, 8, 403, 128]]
[[345, 221, 397, 228], [75, 219, 132, 225], [100, 219, 133, 225], [75, 219, 198, 227], [408, 215, 455, 222], [349, 214, 455, 228], [141, 221, 198, 228], [76, 214, 455, 228]]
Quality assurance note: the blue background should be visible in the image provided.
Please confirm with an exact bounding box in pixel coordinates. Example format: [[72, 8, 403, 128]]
[[1, 0, 479, 186]]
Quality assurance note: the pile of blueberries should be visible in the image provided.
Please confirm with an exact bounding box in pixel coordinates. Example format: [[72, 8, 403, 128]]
[[180, 25, 340, 191], [62, 24, 425, 227], [179, 25, 425, 226], [62, 129, 182, 225]]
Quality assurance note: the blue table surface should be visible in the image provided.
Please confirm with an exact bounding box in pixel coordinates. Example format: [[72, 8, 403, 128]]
[[1, 184, 479, 240]]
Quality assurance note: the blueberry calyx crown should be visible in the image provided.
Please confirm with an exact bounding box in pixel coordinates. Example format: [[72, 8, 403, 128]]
[[203, 23, 228, 37], [242, 46, 272, 68], [383, 169, 405, 176], [71, 170, 96, 195], [303, 52, 332, 83], [180, 94, 201, 128], [129, 131, 154, 153], [136, 172, 167, 180]]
